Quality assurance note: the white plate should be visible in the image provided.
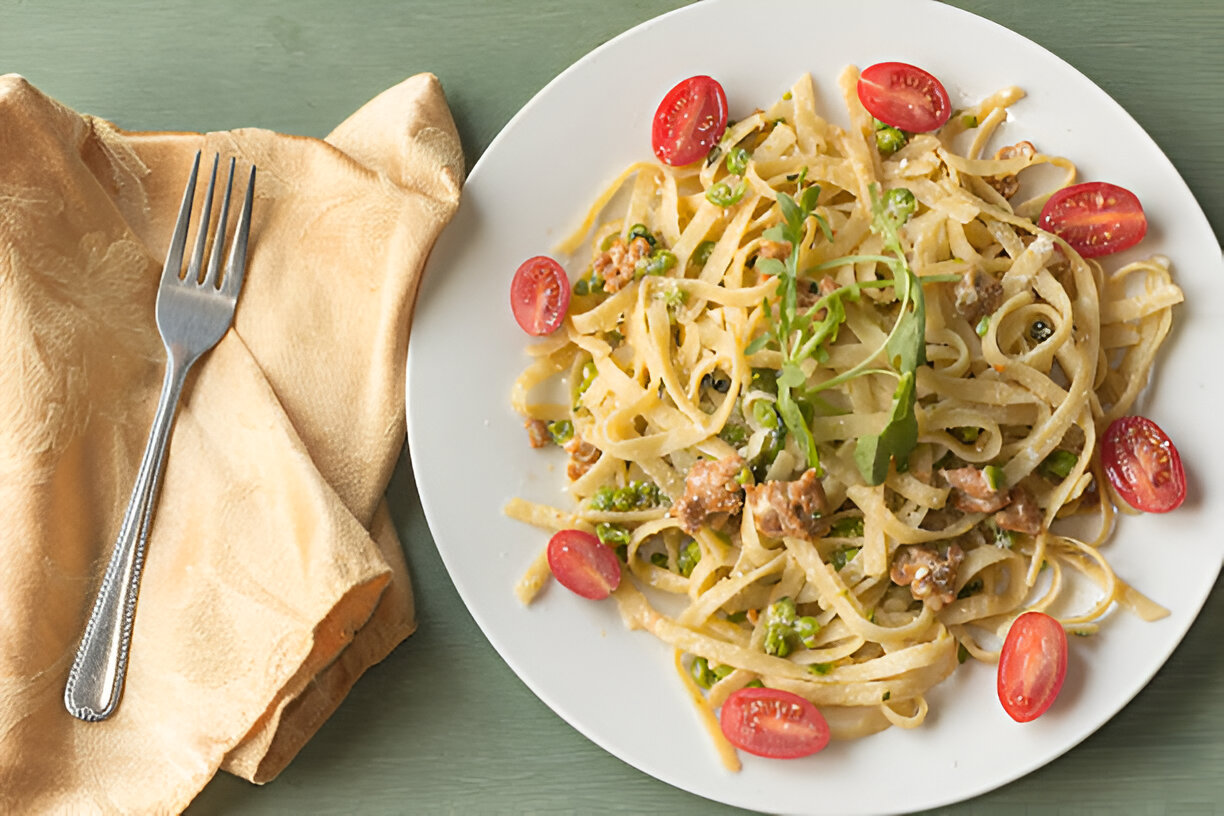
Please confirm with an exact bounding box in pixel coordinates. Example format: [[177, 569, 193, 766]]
[[406, 1, 1224, 813]]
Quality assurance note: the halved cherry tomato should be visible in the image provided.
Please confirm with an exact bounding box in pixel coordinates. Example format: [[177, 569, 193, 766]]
[[1101, 415, 1186, 513], [1038, 182, 1147, 258], [651, 75, 728, 167], [856, 62, 952, 133], [546, 529, 621, 600], [510, 255, 571, 336], [997, 611, 1067, 723], [719, 686, 830, 759]]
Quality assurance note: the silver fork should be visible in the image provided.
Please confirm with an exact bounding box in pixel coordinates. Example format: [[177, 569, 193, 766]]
[[64, 152, 255, 722]]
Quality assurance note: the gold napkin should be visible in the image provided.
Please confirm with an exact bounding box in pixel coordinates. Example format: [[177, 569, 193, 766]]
[[0, 73, 463, 812]]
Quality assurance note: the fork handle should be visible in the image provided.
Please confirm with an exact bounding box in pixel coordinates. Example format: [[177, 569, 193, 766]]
[[64, 354, 192, 721]]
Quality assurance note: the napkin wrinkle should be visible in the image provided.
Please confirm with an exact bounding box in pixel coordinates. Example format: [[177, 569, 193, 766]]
[[0, 71, 461, 814]]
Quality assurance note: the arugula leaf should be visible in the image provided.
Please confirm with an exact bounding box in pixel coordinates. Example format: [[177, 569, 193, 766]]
[[853, 371, 918, 485]]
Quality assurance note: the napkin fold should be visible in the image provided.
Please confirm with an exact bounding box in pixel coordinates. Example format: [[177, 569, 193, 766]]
[[0, 73, 463, 812]]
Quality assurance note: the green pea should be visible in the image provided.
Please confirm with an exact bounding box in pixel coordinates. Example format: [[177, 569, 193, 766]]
[[1040, 449, 1079, 480], [830, 547, 859, 571], [595, 522, 630, 546], [690, 656, 714, 689], [718, 422, 749, 447], [725, 146, 750, 175], [746, 679, 765, 688], [627, 223, 657, 246], [752, 400, 780, 430], [766, 596, 797, 626], [546, 419, 573, 445], [706, 179, 747, 208], [875, 125, 907, 156], [763, 624, 791, 657], [677, 540, 701, 577], [725, 610, 749, 624], [693, 240, 717, 267], [635, 248, 678, 279], [794, 616, 821, 648], [951, 426, 981, 443], [883, 187, 917, 223], [573, 277, 589, 296]]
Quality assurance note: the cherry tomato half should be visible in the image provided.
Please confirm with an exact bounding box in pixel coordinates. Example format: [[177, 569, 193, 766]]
[[651, 75, 728, 167], [856, 62, 952, 133], [719, 686, 830, 759], [546, 529, 621, 600], [997, 611, 1067, 723], [1038, 182, 1147, 258], [1101, 415, 1186, 513], [510, 255, 571, 336]]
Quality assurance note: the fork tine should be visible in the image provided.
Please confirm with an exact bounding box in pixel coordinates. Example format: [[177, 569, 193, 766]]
[[162, 151, 201, 283], [203, 157, 236, 290], [221, 164, 256, 298], [185, 154, 219, 284]]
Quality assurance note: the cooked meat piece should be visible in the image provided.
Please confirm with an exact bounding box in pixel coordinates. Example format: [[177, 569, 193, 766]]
[[757, 239, 792, 262], [672, 455, 746, 533], [943, 466, 1010, 513], [744, 468, 830, 539], [985, 140, 1036, 199], [525, 418, 551, 449], [565, 436, 601, 481], [890, 544, 965, 607], [953, 266, 1003, 325], [994, 484, 1042, 535], [593, 235, 653, 293]]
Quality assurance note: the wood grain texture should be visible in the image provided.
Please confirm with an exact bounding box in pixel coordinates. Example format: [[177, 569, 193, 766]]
[[2, 0, 1220, 813]]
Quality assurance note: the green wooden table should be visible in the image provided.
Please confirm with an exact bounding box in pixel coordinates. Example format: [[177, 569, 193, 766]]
[[4, 1, 1221, 813]]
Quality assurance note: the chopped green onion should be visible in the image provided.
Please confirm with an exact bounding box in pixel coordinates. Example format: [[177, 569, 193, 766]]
[[573, 360, 598, 409], [712, 664, 735, 681], [957, 578, 983, 600], [725, 610, 749, 624], [649, 552, 668, 568], [745, 679, 765, 688], [1029, 319, 1053, 343], [828, 517, 864, 538], [725, 146, 750, 175], [573, 277, 589, 296], [750, 368, 779, 395], [706, 179, 748, 208], [808, 662, 833, 675], [882, 691, 891, 702], [986, 519, 1014, 548], [752, 400, 780, 429], [627, 223, 657, 246], [961, 113, 978, 128], [603, 329, 623, 348], [595, 522, 630, 547], [957, 642, 970, 663], [975, 315, 991, 337]]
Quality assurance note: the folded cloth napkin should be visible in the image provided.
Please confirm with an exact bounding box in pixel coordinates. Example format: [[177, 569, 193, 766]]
[[0, 73, 463, 812]]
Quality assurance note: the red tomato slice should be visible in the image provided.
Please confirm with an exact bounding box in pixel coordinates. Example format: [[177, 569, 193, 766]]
[[856, 62, 952, 133], [1038, 182, 1147, 258], [546, 529, 621, 600], [1101, 415, 1186, 513], [997, 611, 1067, 723], [651, 75, 728, 167], [510, 255, 571, 336], [719, 686, 830, 759]]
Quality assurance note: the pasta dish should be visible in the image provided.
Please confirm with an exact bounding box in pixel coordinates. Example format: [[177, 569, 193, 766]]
[[505, 65, 1183, 766]]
